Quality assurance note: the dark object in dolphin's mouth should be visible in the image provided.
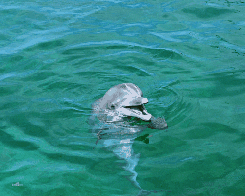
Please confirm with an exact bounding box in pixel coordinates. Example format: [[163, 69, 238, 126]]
[[148, 116, 168, 130]]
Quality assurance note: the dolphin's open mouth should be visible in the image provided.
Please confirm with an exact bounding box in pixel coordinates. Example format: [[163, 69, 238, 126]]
[[124, 105, 147, 115], [122, 104, 151, 121]]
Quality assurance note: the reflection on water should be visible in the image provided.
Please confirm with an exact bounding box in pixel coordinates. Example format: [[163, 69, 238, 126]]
[[90, 115, 169, 195], [90, 112, 146, 188]]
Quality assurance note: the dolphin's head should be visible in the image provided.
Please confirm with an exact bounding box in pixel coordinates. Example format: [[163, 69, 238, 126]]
[[91, 83, 167, 130], [99, 83, 152, 121]]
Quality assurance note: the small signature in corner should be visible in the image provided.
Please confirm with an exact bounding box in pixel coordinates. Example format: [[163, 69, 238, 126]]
[[12, 182, 23, 186]]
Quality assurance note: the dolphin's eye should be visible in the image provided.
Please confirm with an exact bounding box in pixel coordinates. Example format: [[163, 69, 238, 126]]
[[111, 105, 115, 109]]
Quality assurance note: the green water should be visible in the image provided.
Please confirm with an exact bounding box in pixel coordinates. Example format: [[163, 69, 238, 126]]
[[1, 0, 245, 195]]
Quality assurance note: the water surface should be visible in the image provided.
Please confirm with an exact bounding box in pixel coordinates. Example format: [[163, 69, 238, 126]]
[[1, 0, 245, 195]]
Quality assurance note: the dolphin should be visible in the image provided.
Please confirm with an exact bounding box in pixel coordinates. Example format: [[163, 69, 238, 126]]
[[89, 83, 168, 193], [90, 83, 167, 131]]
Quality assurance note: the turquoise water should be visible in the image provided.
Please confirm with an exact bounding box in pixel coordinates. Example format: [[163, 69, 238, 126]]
[[1, 0, 245, 195]]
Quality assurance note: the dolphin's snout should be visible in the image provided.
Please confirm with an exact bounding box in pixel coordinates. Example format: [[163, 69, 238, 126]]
[[141, 98, 148, 104]]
